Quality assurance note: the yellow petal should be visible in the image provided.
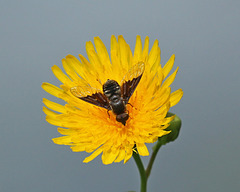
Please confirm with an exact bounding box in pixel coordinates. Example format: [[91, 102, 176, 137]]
[[161, 67, 179, 89], [137, 143, 149, 156], [46, 116, 63, 126], [86, 41, 103, 76], [52, 65, 71, 84], [150, 49, 160, 73], [43, 98, 66, 113], [78, 54, 91, 70], [62, 58, 80, 82], [57, 127, 80, 135], [85, 40, 95, 55], [102, 148, 118, 165], [71, 145, 86, 152], [65, 55, 87, 80], [133, 35, 142, 63], [52, 136, 72, 145], [124, 147, 133, 164], [94, 37, 111, 69], [114, 148, 125, 163], [169, 88, 183, 107], [161, 115, 175, 125], [110, 35, 119, 53], [42, 82, 64, 98], [142, 36, 149, 61], [163, 54, 175, 78], [83, 147, 103, 163], [118, 35, 130, 70], [110, 50, 122, 82], [148, 40, 160, 71], [43, 106, 59, 117]]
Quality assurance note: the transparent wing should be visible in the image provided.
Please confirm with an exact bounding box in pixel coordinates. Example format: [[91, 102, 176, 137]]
[[121, 62, 145, 103], [70, 85, 110, 110]]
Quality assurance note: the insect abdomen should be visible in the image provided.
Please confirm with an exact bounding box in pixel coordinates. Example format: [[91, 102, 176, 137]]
[[110, 96, 126, 115]]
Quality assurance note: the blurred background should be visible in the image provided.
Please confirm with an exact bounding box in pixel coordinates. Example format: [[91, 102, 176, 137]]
[[1, 0, 240, 192]]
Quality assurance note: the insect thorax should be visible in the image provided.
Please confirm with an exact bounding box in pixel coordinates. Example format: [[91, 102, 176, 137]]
[[103, 79, 121, 99]]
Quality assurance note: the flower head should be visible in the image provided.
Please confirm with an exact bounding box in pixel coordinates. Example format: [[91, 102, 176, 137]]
[[42, 35, 183, 164]]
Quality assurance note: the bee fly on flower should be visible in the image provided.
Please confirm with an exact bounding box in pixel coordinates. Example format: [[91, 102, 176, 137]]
[[70, 62, 145, 126]]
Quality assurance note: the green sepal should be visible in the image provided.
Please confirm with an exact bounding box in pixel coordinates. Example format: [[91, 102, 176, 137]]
[[153, 112, 182, 150]]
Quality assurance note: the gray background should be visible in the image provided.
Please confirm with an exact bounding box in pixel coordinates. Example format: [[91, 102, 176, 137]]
[[1, 0, 240, 192]]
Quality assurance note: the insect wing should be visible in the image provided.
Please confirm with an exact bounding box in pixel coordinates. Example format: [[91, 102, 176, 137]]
[[70, 85, 110, 110], [121, 62, 145, 103]]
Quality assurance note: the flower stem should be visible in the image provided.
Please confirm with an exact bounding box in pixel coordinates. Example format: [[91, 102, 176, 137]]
[[145, 140, 162, 179], [133, 152, 147, 192]]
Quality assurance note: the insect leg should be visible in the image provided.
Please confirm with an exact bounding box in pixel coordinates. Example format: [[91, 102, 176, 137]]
[[107, 109, 110, 118], [127, 103, 134, 107], [126, 102, 138, 110]]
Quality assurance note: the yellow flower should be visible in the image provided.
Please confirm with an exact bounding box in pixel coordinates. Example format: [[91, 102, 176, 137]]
[[42, 35, 183, 164]]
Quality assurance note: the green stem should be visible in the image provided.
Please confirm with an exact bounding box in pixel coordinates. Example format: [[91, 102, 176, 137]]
[[133, 152, 147, 192], [145, 140, 162, 179]]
